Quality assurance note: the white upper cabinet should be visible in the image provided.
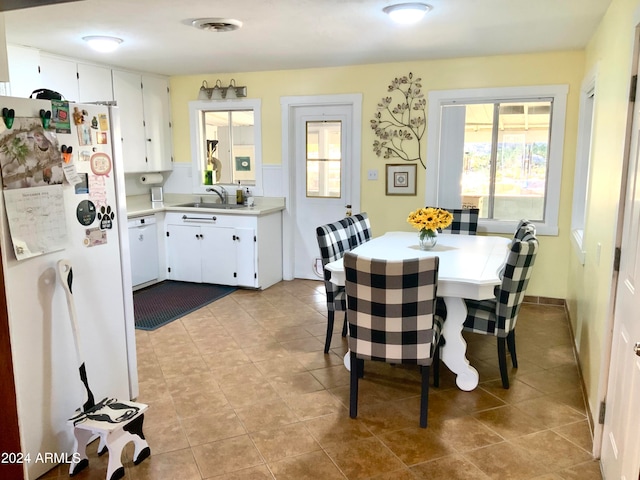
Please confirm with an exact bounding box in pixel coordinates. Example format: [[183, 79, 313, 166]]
[[77, 63, 113, 103], [8, 48, 113, 103], [112, 70, 172, 173], [5, 46, 173, 174], [141, 74, 172, 172], [39, 53, 79, 102], [112, 69, 147, 172], [6, 45, 40, 98]]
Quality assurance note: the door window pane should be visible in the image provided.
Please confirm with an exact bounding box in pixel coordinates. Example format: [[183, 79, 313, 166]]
[[306, 121, 341, 198]]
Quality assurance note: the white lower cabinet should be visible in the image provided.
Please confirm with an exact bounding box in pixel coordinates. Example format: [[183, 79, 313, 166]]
[[165, 211, 282, 289]]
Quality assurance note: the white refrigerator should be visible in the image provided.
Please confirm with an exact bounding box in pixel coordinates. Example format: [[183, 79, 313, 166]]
[[0, 96, 137, 479]]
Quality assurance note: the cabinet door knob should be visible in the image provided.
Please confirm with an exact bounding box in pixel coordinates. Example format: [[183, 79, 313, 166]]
[[147, 138, 152, 142], [138, 234, 144, 241]]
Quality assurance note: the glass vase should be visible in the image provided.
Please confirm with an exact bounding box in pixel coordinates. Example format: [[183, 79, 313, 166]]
[[419, 229, 438, 250]]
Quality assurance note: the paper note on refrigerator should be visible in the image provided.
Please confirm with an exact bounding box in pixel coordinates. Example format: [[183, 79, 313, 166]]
[[3, 185, 68, 260]]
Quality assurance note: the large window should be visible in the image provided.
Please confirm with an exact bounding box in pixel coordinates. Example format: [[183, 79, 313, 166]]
[[457, 101, 551, 221], [426, 85, 568, 235]]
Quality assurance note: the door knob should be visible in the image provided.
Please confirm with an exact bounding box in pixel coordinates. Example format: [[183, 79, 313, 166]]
[[635, 342, 640, 357]]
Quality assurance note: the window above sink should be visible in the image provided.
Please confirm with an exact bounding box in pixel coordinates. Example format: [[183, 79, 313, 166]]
[[189, 99, 263, 195]]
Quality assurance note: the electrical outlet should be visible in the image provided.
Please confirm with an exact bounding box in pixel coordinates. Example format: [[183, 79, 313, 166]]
[[368, 169, 378, 180]]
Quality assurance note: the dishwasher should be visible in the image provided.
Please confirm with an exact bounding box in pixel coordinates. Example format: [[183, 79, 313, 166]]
[[128, 215, 159, 287]]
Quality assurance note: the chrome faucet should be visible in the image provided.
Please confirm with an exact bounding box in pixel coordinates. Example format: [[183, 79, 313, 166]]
[[206, 185, 227, 204]]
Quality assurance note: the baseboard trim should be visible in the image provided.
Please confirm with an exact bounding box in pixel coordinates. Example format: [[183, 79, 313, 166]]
[[523, 295, 565, 306], [564, 302, 596, 444]]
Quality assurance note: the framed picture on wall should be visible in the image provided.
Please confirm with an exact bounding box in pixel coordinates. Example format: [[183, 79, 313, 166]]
[[385, 163, 417, 195]]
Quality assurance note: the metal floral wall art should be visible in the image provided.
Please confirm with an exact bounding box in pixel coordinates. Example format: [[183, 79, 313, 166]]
[[371, 72, 426, 168]]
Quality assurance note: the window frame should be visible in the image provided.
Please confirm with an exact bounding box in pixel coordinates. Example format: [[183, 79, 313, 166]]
[[305, 120, 343, 198], [570, 69, 597, 264], [426, 85, 569, 236], [189, 99, 263, 195]]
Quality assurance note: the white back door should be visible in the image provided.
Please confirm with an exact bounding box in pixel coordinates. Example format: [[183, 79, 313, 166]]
[[601, 53, 640, 480], [281, 95, 362, 281]]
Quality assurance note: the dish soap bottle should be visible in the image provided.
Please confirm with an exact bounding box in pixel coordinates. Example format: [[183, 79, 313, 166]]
[[236, 181, 244, 205]]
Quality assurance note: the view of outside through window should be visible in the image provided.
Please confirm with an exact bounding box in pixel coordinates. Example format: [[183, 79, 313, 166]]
[[306, 121, 342, 198], [454, 101, 551, 221], [202, 110, 255, 185]]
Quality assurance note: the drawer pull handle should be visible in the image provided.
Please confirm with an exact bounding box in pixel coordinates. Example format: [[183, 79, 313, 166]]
[[182, 215, 217, 222]]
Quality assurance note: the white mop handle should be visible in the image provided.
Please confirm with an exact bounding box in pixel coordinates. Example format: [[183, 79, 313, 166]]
[[58, 259, 96, 411], [57, 259, 83, 364]]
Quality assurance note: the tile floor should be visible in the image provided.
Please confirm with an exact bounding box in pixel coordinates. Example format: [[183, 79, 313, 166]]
[[41, 279, 602, 479]]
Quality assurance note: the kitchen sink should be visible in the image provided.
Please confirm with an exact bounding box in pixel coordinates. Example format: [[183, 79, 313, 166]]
[[175, 202, 246, 209]]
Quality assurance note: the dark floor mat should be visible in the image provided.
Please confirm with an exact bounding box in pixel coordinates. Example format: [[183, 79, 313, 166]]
[[133, 281, 236, 331]]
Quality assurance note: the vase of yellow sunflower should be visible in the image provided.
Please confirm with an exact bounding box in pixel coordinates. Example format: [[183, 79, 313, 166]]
[[407, 207, 453, 250]]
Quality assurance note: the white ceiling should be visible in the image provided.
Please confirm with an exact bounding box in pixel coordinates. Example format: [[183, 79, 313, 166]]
[[4, 0, 613, 77]]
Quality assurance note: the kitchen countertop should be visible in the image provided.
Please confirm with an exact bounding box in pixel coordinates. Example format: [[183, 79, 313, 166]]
[[126, 194, 286, 218]]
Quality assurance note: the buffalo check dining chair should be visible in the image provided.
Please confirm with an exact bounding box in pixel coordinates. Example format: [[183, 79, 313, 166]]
[[439, 207, 480, 235], [433, 207, 479, 320], [514, 219, 536, 240], [344, 252, 443, 428], [345, 212, 373, 248], [316, 218, 354, 353], [462, 232, 539, 388]]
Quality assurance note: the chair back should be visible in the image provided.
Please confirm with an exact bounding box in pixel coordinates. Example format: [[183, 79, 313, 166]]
[[514, 219, 536, 240], [439, 208, 479, 235], [316, 219, 353, 312], [495, 236, 538, 335], [344, 252, 439, 366], [345, 212, 372, 248], [316, 219, 352, 267]]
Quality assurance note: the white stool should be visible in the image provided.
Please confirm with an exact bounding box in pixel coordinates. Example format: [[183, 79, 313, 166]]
[[68, 397, 150, 480]]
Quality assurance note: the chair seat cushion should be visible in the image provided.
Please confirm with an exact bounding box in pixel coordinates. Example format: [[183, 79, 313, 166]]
[[463, 298, 498, 336]]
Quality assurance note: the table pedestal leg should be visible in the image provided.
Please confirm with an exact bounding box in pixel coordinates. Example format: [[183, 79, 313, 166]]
[[441, 296, 479, 391]]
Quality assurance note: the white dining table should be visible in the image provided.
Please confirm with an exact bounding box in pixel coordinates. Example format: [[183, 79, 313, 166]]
[[325, 231, 511, 391]]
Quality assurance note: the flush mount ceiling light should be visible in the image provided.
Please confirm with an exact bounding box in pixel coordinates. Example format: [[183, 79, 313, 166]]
[[82, 35, 123, 53], [383, 3, 432, 25], [191, 17, 243, 32]]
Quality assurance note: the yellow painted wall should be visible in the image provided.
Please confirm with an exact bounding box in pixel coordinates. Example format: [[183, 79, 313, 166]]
[[169, 51, 585, 300], [567, 0, 640, 428]]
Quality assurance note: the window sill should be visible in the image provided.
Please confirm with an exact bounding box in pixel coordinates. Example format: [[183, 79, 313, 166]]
[[477, 220, 557, 236]]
